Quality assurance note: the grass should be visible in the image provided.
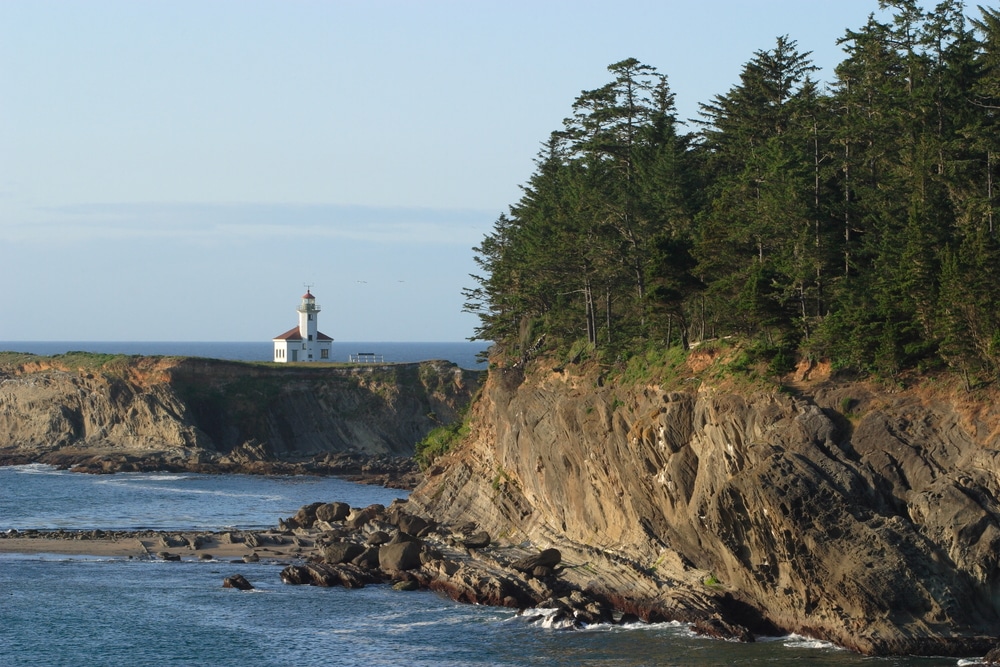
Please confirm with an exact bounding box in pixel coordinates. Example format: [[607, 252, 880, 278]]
[[415, 417, 470, 469]]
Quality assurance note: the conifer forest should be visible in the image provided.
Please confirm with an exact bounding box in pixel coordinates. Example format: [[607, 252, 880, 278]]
[[463, 1, 1000, 384]]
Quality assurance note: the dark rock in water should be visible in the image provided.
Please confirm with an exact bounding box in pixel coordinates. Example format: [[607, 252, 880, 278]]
[[199, 553, 214, 561], [692, 617, 755, 643], [280, 565, 312, 585], [322, 542, 365, 565], [242, 552, 259, 563], [511, 548, 561, 573], [157, 552, 180, 561], [462, 531, 491, 549], [281, 563, 379, 588], [617, 613, 642, 625], [316, 502, 351, 523], [392, 580, 420, 591], [984, 644, 1000, 665], [223, 574, 254, 590], [379, 540, 423, 571]]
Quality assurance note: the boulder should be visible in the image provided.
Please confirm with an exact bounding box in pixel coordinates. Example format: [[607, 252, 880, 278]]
[[223, 574, 254, 590], [157, 552, 180, 561], [387, 531, 420, 545], [351, 546, 382, 570], [291, 502, 325, 529], [462, 531, 491, 549], [323, 542, 365, 565], [379, 540, 423, 571], [511, 548, 561, 573], [396, 513, 432, 537], [316, 502, 351, 523], [346, 505, 383, 530], [366, 530, 391, 546]]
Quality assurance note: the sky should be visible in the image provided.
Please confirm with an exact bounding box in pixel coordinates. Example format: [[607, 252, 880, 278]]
[[0, 0, 927, 342]]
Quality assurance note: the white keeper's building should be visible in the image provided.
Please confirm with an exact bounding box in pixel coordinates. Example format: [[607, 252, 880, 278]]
[[272, 290, 334, 362]]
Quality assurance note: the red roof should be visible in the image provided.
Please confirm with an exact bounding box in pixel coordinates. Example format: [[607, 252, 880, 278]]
[[273, 326, 302, 341], [272, 326, 333, 342], [302, 290, 314, 299]]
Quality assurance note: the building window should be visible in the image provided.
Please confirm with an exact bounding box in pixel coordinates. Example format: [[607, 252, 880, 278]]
[[321, 349, 329, 359], [308, 334, 313, 341]]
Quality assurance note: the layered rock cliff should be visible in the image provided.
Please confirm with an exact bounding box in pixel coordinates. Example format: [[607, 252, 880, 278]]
[[0, 353, 479, 473], [409, 347, 1000, 656]]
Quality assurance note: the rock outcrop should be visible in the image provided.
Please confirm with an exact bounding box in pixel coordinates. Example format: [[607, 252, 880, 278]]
[[0, 353, 479, 475], [408, 352, 1000, 657]]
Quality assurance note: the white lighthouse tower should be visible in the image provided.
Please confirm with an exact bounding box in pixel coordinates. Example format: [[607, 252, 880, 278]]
[[272, 289, 334, 362]]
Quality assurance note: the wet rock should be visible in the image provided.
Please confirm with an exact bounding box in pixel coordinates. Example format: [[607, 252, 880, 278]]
[[157, 552, 180, 561], [242, 552, 259, 563], [393, 580, 421, 591], [692, 617, 755, 643], [280, 563, 378, 588], [379, 540, 423, 571], [280, 565, 312, 585], [223, 574, 254, 590]]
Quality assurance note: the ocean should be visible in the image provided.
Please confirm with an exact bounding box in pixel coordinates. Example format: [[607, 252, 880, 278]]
[[0, 342, 978, 665], [0, 467, 970, 667], [0, 340, 490, 370]]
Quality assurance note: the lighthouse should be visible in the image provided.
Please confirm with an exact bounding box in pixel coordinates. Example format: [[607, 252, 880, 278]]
[[272, 290, 334, 362]]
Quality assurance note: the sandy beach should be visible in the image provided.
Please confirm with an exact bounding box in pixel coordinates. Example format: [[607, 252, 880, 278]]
[[0, 530, 314, 561]]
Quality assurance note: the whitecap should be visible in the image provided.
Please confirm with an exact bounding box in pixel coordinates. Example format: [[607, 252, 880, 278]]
[[11, 463, 63, 475], [776, 633, 844, 651]]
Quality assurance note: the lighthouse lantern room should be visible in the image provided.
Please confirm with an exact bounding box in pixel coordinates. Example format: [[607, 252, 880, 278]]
[[272, 289, 334, 362]]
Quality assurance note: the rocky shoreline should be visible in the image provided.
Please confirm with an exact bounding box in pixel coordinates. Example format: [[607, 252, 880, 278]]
[[0, 498, 746, 640], [8, 498, 1000, 662], [0, 453, 422, 489]]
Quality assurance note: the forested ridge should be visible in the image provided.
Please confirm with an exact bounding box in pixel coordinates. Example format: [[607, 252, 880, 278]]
[[464, 1, 1000, 385]]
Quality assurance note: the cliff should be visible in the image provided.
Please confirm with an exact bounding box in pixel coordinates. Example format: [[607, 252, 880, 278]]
[[409, 346, 1000, 656], [0, 352, 479, 474]]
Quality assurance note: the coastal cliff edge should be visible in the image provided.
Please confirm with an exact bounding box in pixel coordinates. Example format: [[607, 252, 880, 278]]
[[408, 347, 1000, 657]]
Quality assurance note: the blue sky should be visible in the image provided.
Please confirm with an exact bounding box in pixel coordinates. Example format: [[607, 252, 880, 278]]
[[1, 0, 916, 342]]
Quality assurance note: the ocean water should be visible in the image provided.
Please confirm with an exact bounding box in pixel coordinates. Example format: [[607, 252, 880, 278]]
[[0, 467, 970, 667], [0, 340, 490, 370]]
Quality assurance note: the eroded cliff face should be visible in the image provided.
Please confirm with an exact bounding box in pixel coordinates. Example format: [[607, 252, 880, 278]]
[[0, 355, 479, 471], [409, 352, 1000, 656]]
